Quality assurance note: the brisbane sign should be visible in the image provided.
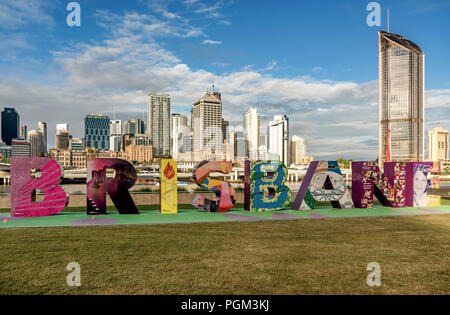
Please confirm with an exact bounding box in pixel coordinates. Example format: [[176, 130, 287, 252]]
[[9, 157, 440, 217]]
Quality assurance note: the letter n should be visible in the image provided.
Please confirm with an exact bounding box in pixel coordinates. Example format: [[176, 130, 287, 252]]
[[352, 161, 406, 208]]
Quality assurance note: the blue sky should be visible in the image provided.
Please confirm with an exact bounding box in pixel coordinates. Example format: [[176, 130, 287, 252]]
[[1, 0, 450, 159]]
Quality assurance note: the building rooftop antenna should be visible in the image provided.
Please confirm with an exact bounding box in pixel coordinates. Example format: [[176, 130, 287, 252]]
[[387, 8, 390, 33]]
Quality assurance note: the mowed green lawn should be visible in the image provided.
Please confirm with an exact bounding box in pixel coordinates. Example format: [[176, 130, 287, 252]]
[[0, 214, 449, 295]]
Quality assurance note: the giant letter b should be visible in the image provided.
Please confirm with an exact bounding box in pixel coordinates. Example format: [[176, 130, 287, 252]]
[[10, 157, 67, 217]]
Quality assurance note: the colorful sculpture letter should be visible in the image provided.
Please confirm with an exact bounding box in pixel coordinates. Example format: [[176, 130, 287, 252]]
[[87, 158, 138, 215], [245, 160, 291, 212], [352, 161, 406, 208], [160, 159, 178, 214], [10, 157, 67, 217], [406, 162, 441, 207], [192, 160, 236, 212], [292, 161, 353, 210]]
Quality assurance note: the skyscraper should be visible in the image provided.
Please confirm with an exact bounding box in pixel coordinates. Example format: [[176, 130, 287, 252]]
[[56, 130, 71, 150], [290, 135, 307, 165], [171, 113, 188, 159], [110, 119, 122, 152], [28, 130, 45, 157], [21, 125, 27, 140], [38, 122, 47, 155], [236, 131, 246, 160], [110, 119, 122, 135], [428, 126, 448, 161], [222, 118, 229, 143], [123, 119, 144, 135], [269, 115, 289, 165], [1, 108, 20, 145], [147, 93, 171, 156], [56, 123, 69, 132], [85, 114, 110, 151], [192, 89, 223, 153], [244, 107, 260, 158], [378, 30, 424, 165]]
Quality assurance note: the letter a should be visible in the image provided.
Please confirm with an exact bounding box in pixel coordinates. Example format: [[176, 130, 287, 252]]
[[66, 2, 81, 27], [366, 2, 381, 27]]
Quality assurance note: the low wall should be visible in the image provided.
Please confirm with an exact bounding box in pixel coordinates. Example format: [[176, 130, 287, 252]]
[[0, 191, 302, 209], [2, 188, 446, 210]]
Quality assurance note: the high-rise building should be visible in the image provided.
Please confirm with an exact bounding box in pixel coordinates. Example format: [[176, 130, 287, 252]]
[[70, 138, 84, 151], [228, 132, 238, 160], [428, 127, 449, 161], [236, 131, 246, 160], [378, 30, 424, 165], [110, 119, 122, 152], [171, 113, 188, 159], [147, 93, 171, 156], [56, 130, 71, 150], [130, 134, 151, 146], [122, 133, 151, 150], [38, 122, 47, 155], [244, 107, 260, 158], [1, 108, 20, 146], [123, 119, 144, 135], [258, 145, 268, 160], [109, 136, 122, 152], [85, 114, 110, 151], [56, 123, 69, 132], [21, 125, 27, 140], [290, 135, 307, 165], [11, 138, 31, 157], [192, 89, 223, 153], [269, 115, 289, 165], [260, 133, 268, 148], [222, 118, 229, 143], [28, 130, 45, 157], [110, 119, 122, 135]]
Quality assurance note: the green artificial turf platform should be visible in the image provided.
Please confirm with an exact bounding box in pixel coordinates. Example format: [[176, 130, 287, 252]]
[[1, 205, 450, 229]]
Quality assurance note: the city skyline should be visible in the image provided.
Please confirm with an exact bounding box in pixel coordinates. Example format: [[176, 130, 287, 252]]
[[1, 1, 450, 160]]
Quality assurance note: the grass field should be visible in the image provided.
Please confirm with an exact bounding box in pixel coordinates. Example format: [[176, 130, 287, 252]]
[[0, 214, 449, 294]]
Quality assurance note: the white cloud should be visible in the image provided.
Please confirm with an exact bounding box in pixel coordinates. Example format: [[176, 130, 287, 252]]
[[260, 60, 278, 72], [0, 0, 53, 29], [202, 39, 222, 45], [218, 19, 232, 25]]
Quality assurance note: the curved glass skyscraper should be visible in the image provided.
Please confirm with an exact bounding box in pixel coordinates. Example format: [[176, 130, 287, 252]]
[[378, 30, 424, 165]]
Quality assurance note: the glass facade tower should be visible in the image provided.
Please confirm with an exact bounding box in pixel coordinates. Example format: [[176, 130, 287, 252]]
[[147, 93, 171, 156], [85, 114, 110, 151], [1, 108, 20, 145], [378, 30, 424, 165]]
